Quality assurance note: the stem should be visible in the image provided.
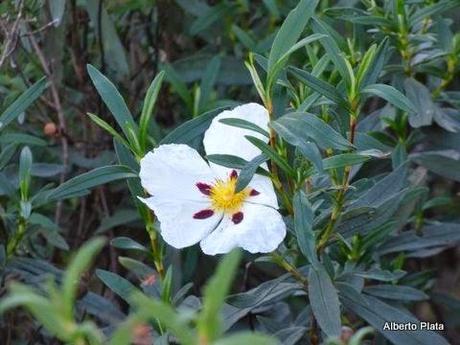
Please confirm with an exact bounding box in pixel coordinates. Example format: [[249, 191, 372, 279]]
[[271, 252, 308, 288], [432, 56, 457, 97], [317, 115, 357, 253], [7, 218, 27, 257], [145, 210, 165, 280]]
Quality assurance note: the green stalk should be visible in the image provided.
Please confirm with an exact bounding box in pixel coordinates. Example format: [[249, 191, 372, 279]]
[[317, 112, 358, 253]]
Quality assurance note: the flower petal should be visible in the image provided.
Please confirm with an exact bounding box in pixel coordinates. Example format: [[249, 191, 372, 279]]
[[139, 144, 215, 202], [203, 103, 270, 177], [199, 203, 286, 255], [246, 174, 279, 208], [140, 197, 222, 249]]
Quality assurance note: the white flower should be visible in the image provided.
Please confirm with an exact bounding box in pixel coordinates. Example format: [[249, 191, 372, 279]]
[[139, 103, 286, 255]]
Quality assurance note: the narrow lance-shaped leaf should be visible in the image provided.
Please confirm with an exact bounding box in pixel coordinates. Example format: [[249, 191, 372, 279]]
[[235, 154, 269, 193], [160, 107, 228, 146], [289, 67, 347, 107], [268, 0, 319, 73], [308, 265, 342, 337], [197, 250, 242, 342], [87, 64, 137, 139], [312, 17, 351, 87], [361, 84, 415, 113], [139, 71, 165, 151], [273, 112, 352, 151], [322, 153, 371, 170], [245, 135, 295, 176], [411, 150, 460, 182], [0, 77, 47, 132], [62, 237, 106, 319], [272, 119, 323, 171], [199, 56, 221, 113], [47, 165, 137, 201], [359, 38, 389, 88], [293, 191, 318, 267], [339, 284, 449, 345], [269, 33, 325, 86], [219, 118, 270, 137], [87, 113, 130, 150], [96, 269, 141, 305]]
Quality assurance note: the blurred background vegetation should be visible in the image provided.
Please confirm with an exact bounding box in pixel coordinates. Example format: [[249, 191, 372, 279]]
[[1, 0, 460, 344]]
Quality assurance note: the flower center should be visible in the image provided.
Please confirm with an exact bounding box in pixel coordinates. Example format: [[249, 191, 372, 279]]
[[209, 177, 249, 214], [194, 170, 260, 222]]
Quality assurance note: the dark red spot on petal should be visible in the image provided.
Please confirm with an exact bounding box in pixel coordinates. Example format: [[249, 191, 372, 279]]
[[196, 182, 212, 195], [232, 211, 244, 224], [250, 189, 260, 196], [230, 170, 238, 179], [193, 209, 214, 219]]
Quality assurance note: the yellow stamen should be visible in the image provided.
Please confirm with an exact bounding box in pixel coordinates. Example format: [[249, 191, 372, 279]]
[[210, 176, 249, 214]]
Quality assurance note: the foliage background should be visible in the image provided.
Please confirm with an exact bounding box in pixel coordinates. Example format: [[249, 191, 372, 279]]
[[0, 0, 460, 344]]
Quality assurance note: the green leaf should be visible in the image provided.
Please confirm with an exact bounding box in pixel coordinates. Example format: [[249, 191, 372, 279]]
[[228, 276, 299, 310], [273, 112, 352, 151], [219, 118, 269, 137], [190, 3, 228, 35], [289, 67, 347, 106], [245, 54, 268, 104], [340, 284, 449, 345], [293, 191, 318, 266], [378, 223, 460, 254], [87, 113, 130, 149], [352, 163, 408, 208], [235, 154, 269, 193], [0, 77, 47, 132], [312, 17, 351, 87], [47, 165, 137, 201], [114, 139, 146, 216], [341, 15, 394, 27], [163, 63, 193, 110], [96, 269, 141, 304], [207, 154, 253, 170], [49, 0, 66, 26], [96, 209, 139, 234], [0, 144, 16, 170], [87, 65, 137, 138], [0, 133, 47, 146], [269, 33, 325, 85], [361, 84, 415, 113], [308, 265, 341, 337], [139, 71, 165, 150], [62, 237, 106, 318], [245, 136, 295, 176], [392, 142, 407, 169], [403, 78, 434, 128], [268, 0, 319, 74], [410, 0, 459, 27], [363, 285, 428, 301], [111, 236, 148, 253], [359, 38, 389, 88], [411, 150, 460, 182], [199, 56, 221, 112], [232, 25, 256, 49], [215, 332, 278, 345], [85, 2, 129, 79], [355, 44, 377, 90], [19, 146, 33, 186], [160, 107, 227, 146], [0, 284, 75, 341], [198, 249, 241, 342], [322, 153, 371, 170]]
